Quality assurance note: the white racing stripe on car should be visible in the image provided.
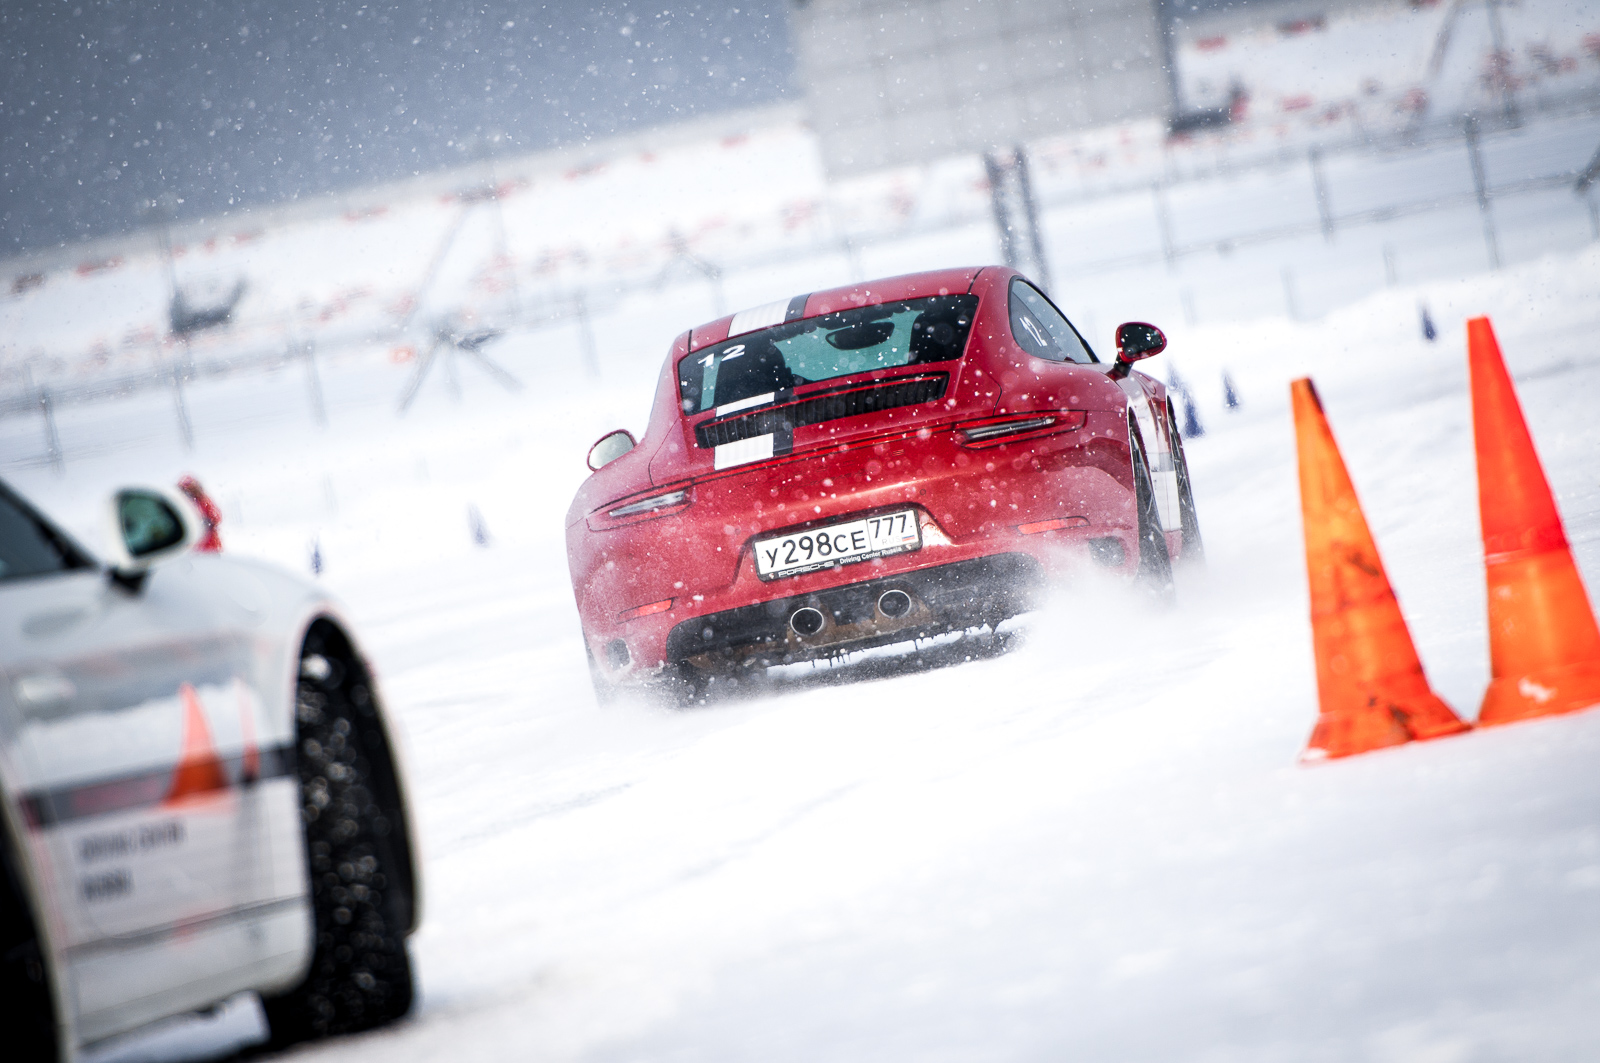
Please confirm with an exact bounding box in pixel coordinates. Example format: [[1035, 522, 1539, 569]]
[[1152, 445, 1181, 532], [716, 392, 775, 417], [727, 300, 790, 337], [714, 433, 775, 470], [1159, 465, 1182, 532]]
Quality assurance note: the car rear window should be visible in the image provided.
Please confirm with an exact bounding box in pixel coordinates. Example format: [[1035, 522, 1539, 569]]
[[678, 294, 977, 415]]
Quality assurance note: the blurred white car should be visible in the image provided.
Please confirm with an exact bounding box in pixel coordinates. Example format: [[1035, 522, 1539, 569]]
[[0, 479, 420, 1061]]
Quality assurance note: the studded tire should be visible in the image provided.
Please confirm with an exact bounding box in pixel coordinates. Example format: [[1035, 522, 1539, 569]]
[[1166, 398, 1205, 564], [260, 620, 416, 1050], [0, 814, 58, 1063], [584, 633, 621, 706], [1130, 427, 1175, 598]]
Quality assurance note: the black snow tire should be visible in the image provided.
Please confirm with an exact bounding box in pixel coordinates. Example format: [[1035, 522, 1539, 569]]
[[0, 818, 59, 1063], [260, 621, 416, 1051], [584, 635, 619, 706], [1166, 399, 1205, 564], [1130, 428, 1175, 599]]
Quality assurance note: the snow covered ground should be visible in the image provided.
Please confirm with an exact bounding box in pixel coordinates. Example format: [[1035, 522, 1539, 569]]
[[4, 225, 1595, 1061]]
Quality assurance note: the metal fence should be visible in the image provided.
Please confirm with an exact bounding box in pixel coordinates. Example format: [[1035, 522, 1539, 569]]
[[4, 100, 1598, 473]]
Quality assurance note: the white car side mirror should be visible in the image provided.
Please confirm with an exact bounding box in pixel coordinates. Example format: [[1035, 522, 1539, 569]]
[[104, 486, 199, 590]]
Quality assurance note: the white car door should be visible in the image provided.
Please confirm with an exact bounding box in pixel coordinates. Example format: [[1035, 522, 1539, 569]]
[[0, 486, 304, 1045]]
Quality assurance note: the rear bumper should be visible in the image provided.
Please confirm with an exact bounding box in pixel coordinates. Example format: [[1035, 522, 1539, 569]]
[[666, 553, 1043, 671], [588, 512, 1131, 684], [572, 410, 1139, 682]]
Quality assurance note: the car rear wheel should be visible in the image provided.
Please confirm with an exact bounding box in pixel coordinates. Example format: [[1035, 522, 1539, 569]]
[[260, 622, 416, 1050], [1166, 399, 1205, 564], [584, 635, 619, 706], [1130, 429, 1174, 598]]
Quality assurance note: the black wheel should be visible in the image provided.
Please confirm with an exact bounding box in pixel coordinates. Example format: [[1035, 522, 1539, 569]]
[[1166, 399, 1205, 564], [584, 632, 711, 708], [669, 661, 709, 706], [0, 818, 59, 1063], [261, 620, 416, 1050], [584, 635, 618, 706], [1130, 427, 1174, 598], [657, 658, 765, 707]]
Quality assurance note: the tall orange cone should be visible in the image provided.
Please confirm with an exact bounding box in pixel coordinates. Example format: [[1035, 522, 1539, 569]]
[[164, 683, 229, 804], [1292, 378, 1469, 760], [1468, 317, 1600, 724]]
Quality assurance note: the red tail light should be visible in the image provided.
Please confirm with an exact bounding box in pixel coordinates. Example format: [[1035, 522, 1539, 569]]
[[619, 598, 675, 622], [1017, 516, 1089, 535], [956, 410, 1087, 447], [591, 487, 694, 529]]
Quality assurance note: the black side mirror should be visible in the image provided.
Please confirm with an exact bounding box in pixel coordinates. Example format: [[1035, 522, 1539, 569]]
[[1109, 322, 1166, 380], [587, 429, 637, 471]]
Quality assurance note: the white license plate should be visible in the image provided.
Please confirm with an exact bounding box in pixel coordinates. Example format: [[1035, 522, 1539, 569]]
[[753, 509, 922, 580]]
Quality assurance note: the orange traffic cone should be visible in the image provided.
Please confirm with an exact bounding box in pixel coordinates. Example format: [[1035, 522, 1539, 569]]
[[1292, 378, 1469, 760], [164, 683, 229, 804], [1468, 317, 1600, 724]]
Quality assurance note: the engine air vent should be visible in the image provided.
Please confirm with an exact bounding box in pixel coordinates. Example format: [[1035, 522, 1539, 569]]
[[695, 373, 948, 449]]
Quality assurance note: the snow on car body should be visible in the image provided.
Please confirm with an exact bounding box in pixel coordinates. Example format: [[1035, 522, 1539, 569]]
[[0, 481, 419, 1060], [567, 266, 1201, 696]]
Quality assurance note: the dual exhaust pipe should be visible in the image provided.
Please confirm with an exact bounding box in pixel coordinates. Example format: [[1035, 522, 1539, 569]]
[[789, 589, 913, 638]]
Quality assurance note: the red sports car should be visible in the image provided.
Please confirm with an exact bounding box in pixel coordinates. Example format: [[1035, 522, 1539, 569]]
[[566, 266, 1201, 699]]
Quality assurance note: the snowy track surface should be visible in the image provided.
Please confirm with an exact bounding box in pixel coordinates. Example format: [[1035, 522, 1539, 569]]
[[18, 245, 1600, 1061]]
